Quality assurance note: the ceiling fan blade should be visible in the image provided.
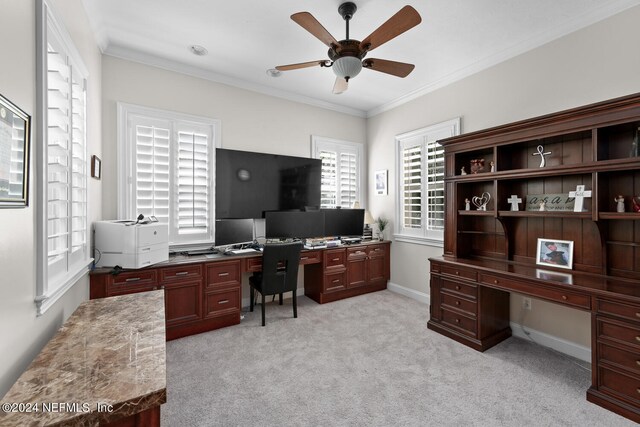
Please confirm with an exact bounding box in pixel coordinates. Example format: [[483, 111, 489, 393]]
[[333, 77, 348, 94], [363, 58, 415, 78], [291, 12, 339, 48], [276, 60, 328, 71], [360, 6, 421, 52]]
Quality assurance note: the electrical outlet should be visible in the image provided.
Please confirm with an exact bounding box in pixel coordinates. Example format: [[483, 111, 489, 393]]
[[522, 297, 532, 311]]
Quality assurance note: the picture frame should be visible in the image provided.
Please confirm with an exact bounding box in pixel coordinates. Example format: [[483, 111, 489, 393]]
[[91, 155, 102, 179], [536, 238, 574, 270], [375, 169, 387, 195], [535, 269, 573, 285], [0, 94, 30, 208]]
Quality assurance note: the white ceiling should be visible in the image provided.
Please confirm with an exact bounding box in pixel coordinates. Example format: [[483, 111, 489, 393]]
[[81, 0, 639, 117]]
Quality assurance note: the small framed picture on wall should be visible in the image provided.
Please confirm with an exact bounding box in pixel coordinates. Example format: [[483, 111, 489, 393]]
[[375, 170, 387, 195], [91, 155, 101, 179]]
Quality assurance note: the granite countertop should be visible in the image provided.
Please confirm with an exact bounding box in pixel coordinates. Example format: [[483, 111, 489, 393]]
[[0, 291, 166, 426]]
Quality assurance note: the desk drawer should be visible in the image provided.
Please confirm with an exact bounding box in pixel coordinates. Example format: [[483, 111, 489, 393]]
[[479, 273, 591, 310], [245, 257, 263, 272], [110, 270, 157, 286], [367, 244, 386, 259], [598, 341, 640, 376], [206, 261, 241, 289], [441, 307, 477, 336], [159, 264, 202, 283], [597, 317, 640, 349], [597, 365, 640, 406], [347, 247, 368, 260], [325, 249, 346, 269], [441, 278, 477, 300], [441, 265, 477, 282], [440, 292, 477, 317], [324, 271, 346, 293], [204, 288, 240, 318], [299, 250, 321, 265], [597, 299, 640, 324]]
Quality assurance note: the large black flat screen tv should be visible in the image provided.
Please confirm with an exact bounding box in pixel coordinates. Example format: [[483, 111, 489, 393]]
[[216, 148, 321, 219]]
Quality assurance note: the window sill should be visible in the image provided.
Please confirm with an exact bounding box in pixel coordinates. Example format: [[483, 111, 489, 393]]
[[35, 259, 93, 316], [393, 233, 444, 248]]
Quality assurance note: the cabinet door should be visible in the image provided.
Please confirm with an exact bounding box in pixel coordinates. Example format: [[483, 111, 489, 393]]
[[347, 247, 367, 288], [164, 280, 202, 327], [367, 245, 388, 286]]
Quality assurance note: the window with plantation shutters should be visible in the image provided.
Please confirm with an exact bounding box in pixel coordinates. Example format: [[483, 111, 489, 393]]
[[395, 118, 460, 246], [311, 136, 363, 209], [118, 104, 220, 246], [36, 0, 91, 315]]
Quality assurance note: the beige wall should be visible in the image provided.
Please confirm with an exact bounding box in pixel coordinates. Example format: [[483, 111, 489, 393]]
[[367, 6, 640, 348], [0, 0, 101, 397]]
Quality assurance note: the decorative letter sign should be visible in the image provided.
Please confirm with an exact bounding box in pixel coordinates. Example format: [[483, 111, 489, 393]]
[[569, 185, 592, 212]]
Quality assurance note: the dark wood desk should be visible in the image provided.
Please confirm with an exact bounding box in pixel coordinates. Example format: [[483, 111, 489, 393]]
[[428, 256, 640, 423], [90, 241, 390, 340]]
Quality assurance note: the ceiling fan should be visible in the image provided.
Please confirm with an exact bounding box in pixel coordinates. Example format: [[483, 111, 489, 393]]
[[275, 2, 422, 94]]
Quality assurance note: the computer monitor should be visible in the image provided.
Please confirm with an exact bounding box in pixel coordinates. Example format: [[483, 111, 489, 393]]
[[323, 208, 365, 237], [265, 211, 324, 239], [215, 219, 254, 247]]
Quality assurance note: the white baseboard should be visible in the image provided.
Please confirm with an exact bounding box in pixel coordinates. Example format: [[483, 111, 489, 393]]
[[386, 282, 590, 362], [510, 321, 591, 363], [387, 281, 430, 304]]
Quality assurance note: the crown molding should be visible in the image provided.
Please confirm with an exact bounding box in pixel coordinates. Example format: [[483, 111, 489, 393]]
[[103, 45, 367, 118], [366, 0, 640, 118]]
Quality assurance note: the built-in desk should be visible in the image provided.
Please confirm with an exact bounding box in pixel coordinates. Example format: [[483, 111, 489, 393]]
[[428, 256, 640, 423], [0, 291, 166, 427], [90, 241, 390, 340]]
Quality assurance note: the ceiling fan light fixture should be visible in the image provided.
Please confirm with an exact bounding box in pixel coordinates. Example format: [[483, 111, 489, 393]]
[[189, 45, 208, 56], [266, 68, 282, 77], [332, 56, 362, 81]]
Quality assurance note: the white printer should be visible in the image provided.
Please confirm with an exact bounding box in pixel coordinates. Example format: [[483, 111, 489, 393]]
[[94, 220, 169, 269]]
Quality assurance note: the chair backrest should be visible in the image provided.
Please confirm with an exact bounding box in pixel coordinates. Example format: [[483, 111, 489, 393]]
[[260, 242, 303, 296]]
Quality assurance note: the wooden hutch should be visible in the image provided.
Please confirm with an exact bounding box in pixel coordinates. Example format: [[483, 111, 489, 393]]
[[427, 93, 640, 422]]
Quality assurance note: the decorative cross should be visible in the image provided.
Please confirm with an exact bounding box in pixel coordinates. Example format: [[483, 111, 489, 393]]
[[568, 185, 592, 212], [532, 145, 551, 168], [507, 195, 522, 211]]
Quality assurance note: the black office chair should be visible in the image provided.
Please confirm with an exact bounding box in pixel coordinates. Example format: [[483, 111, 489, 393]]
[[249, 242, 303, 326]]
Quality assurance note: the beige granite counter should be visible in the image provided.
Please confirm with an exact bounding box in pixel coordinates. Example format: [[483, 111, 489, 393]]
[[0, 291, 166, 426]]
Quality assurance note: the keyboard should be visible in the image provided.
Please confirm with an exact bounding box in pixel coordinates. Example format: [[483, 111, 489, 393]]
[[226, 248, 259, 255]]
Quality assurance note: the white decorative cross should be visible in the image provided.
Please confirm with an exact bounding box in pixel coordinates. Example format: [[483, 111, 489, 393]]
[[569, 185, 592, 212], [532, 145, 551, 167], [507, 195, 522, 211]]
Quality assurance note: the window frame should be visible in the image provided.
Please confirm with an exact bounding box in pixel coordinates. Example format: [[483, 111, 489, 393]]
[[35, 0, 91, 316], [394, 118, 460, 247], [311, 135, 365, 209], [117, 102, 221, 249]]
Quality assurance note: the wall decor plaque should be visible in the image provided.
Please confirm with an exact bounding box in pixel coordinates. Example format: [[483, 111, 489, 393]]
[[525, 194, 575, 212]]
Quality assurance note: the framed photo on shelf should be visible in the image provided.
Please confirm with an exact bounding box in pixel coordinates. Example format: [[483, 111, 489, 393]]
[[536, 238, 574, 270], [535, 269, 573, 285], [0, 94, 31, 208], [375, 169, 387, 195]]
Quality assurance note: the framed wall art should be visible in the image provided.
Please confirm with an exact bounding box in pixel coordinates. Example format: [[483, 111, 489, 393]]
[[375, 169, 387, 195], [0, 94, 30, 208], [91, 155, 102, 179]]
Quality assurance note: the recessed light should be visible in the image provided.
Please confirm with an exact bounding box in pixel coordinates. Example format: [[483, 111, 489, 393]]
[[266, 68, 282, 78], [189, 45, 208, 56]]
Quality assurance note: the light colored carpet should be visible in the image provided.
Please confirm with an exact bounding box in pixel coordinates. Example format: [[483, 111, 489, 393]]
[[162, 290, 634, 426]]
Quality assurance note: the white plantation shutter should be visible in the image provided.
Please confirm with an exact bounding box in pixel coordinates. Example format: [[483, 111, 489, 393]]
[[176, 125, 210, 237], [401, 142, 422, 230], [120, 105, 219, 246], [395, 118, 460, 245], [425, 140, 445, 231], [36, 0, 91, 315], [312, 137, 363, 209]]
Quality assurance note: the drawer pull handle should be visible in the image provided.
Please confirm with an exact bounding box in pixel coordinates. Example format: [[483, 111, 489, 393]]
[[636, 312, 640, 318], [175, 271, 189, 276], [455, 301, 460, 306], [125, 277, 141, 282], [332, 257, 340, 261], [455, 318, 460, 324], [332, 279, 340, 283], [636, 360, 640, 366], [636, 336, 640, 342], [493, 280, 498, 284], [218, 299, 229, 304], [218, 272, 229, 277], [561, 295, 568, 300], [455, 271, 460, 275], [455, 285, 461, 290], [301, 256, 308, 260]]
